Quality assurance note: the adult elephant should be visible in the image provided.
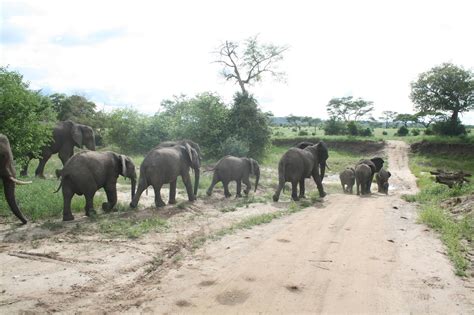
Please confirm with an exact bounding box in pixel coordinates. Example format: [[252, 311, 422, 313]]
[[206, 156, 260, 197], [130, 143, 200, 208], [294, 141, 329, 180], [356, 157, 384, 193], [355, 163, 372, 195], [273, 142, 328, 202], [21, 120, 96, 178], [155, 140, 201, 196], [57, 151, 136, 221], [0, 134, 31, 224]]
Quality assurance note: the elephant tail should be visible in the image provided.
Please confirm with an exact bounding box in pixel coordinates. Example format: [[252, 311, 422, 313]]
[[278, 160, 287, 189]]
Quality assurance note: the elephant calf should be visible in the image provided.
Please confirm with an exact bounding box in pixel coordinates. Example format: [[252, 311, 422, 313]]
[[376, 168, 391, 194], [339, 167, 355, 194], [58, 151, 136, 221], [130, 143, 200, 208], [206, 156, 260, 198], [355, 163, 372, 196]]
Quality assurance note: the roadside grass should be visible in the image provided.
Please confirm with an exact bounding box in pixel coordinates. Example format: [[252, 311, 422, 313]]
[[98, 216, 168, 239], [408, 152, 474, 276]]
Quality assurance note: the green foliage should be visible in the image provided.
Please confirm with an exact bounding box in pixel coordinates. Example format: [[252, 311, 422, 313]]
[[432, 119, 467, 136], [411, 129, 420, 136], [382, 131, 388, 135], [394, 113, 418, 127], [411, 63, 474, 135], [347, 121, 359, 136], [323, 118, 347, 135], [0, 67, 56, 164], [326, 96, 374, 122], [396, 125, 409, 136], [298, 130, 309, 136], [228, 92, 271, 159], [219, 136, 249, 157]]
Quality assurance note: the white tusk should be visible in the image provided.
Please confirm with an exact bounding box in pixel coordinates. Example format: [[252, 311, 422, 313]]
[[9, 177, 32, 185], [121, 155, 126, 176]]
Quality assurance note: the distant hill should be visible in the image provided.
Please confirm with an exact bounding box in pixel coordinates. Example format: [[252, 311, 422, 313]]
[[271, 117, 289, 125]]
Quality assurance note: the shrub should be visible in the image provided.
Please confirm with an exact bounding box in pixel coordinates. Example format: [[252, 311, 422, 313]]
[[298, 130, 308, 136], [382, 131, 388, 135], [219, 136, 249, 157], [396, 126, 409, 136], [324, 118, 346, 135], [291, 128, 298, 132], [411, 129, 420, 136], [432, 119, 467, 136], [311, 132, 316, 136], [360, 128, 373, 137], [347, 121, 359, 136], [424, 128, 434, 135]]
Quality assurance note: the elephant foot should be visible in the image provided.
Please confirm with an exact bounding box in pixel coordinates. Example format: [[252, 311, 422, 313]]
[[224, 194, 231, 198], [86, 209, 97, 217], [299, 195, 306, 199], [102, 202, 114, 212], [188, 195, 196, 202], [129, 202, 137, 209], [244, 190, 250, 195], [206, 190, 212, 196], [155, 200, 166, 208], [319, 191, 327, 198], [63, 213, 75, 221], [235, 194, 242, 198], [292, 196, 300, 201], [168, 199, 177, 205], [272, 195, 279, 202]]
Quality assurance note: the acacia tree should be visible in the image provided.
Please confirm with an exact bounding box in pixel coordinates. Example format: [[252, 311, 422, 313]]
[[326, 96, 374, 122], [379, 110, 398, 128], [394, 113, 418, 127], [411, 63, 474, 134], [214, 35, 288, 94]]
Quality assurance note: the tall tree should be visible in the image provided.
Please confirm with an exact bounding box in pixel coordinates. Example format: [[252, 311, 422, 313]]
[[286, 115, 303, 131], [411, 63, 474, 132], [326, 96, 374, 122], [394, 113, 418, 127], [379, 110, 398, 128], [214, 35, 288, 95]]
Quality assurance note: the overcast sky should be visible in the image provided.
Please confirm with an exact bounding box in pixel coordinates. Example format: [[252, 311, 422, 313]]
[[1, 0, 473, 123]]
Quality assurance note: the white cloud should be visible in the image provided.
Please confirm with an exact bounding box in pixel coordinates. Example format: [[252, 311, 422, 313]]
[[1, 0, 473, 123]]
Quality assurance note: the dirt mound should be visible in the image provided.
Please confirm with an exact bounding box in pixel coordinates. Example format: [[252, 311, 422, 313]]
[[272, 138, 385, 154], [441, 193, 474, 219], [411, 140, 474, 156]]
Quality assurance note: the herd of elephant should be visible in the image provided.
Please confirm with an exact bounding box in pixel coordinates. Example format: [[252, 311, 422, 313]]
[[1, 121, 391, 225]]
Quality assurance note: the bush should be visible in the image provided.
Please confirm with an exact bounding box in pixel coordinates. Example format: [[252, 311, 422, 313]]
[[432, 119, 467, 136], [411, 129, 420, 136], [219, 136, 249, 157], [360, 128, 373, 137], [324, 118, 346, 135], [298, 130, 308, 136], [311, 132, 316, 136], [382, 131, 388, 135], [291, 128, 297, 132], [396, 126, 409, 136], [347, 121, 359, 136], [424, 128, 434, 135]]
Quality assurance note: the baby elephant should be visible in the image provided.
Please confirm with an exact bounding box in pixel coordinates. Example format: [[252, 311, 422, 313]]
[[339, 167, 355, 194], [376, 168, 391, 194], [206, 156, 260, 198], [57, 151, 136, 221]]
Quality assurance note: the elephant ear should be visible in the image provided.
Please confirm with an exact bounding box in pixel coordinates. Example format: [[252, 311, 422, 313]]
[[370, 157, 384, 172], [245, 158, 254, 175], [316, 141, 329, 163], [120, 155, 126, 176], [71, 124, 83, 148], [387, 171, 392, 178], [184, 143, 200, 169]]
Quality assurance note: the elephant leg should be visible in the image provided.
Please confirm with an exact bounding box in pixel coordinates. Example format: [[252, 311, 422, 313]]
[[223, 180, 231, 198], [153, 184, 166, 208], [62, 185, 75, 221], [35, 149, 53, 178], [349, 185, 353, 194], [272, 177, 285, 202], [236, 180, 242, 198], [341, 183, 345, 193], [291, 180, 299, 201], [242, 177, 251, 195], [206, 174, 219, 196], [312, 173, 326, 198], [102, 184, 117, 212], [84, 192, 96, 217], [20, 153, 33, 177], [169, 180, 177, 204], [130, 181, 146, 208], [299, 178, 306, 199], [181, 172, 196, 202], [356, 180, 360, 196], [367, 174, 374, 193]]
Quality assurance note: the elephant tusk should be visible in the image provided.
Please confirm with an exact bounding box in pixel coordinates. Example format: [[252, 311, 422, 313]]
[[9, 177, 32, 185]]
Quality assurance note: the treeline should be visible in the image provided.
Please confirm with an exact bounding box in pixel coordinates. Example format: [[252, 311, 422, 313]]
[[0, 67, 272, 162]]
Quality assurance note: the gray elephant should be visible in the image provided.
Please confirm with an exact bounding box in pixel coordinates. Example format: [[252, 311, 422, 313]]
[[294, 141, 329, 181], [130, 143, 200, 208], [21, 120, 96, 178], [356, 157, 384, 193], [155, 140, 201, 196], [0, 134, 31, 224], [355, 163, 372, 195], [273, 142, 328, 202], [376, 168, 391, 194], [57, 151, 136, 221], [339, 167, 355, 194], [206, 156, 260, 197]]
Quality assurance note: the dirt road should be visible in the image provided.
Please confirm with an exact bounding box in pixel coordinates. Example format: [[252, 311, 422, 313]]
[[1, 140, 473, 313], [136, 140, 473, 314]]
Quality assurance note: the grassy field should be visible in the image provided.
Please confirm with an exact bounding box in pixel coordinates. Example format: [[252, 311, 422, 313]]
[[408, 152, 474, 276]]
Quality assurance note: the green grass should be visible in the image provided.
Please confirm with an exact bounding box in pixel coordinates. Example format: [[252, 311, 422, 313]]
[[98, 216, 168, 239], [408, 152, 473, 276]]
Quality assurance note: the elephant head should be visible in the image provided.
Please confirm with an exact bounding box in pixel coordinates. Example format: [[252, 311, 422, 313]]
[[117, 154, 137, 200], [0, 134, 31, 224], [316, 141, 329, 179], [70, 121, 96, 151], [182, 143, 200, 196], [246, 158, 260, 192], [294, 141, 314, 150], [370, 157, 384, 173]]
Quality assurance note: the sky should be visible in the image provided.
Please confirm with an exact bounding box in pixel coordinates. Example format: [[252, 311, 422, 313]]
[[1, 0, 473, 123]]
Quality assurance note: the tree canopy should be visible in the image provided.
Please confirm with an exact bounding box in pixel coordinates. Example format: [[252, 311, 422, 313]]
[[411, 63, 474, 133], [326, 96, 374, 122], [214, 35, 288, 95]]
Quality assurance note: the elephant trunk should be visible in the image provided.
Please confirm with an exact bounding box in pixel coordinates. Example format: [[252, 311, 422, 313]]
[[319, 162, 327, 181], [193, 168, 200, 197], [254, 167, 260, 192], [2, 178, 27, 224], [130, 177, 136, 200], [86, 139, 96, 151]]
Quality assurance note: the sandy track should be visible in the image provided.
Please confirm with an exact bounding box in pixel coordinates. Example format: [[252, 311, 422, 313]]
[[1, 140, 473, 314], [135, 140, 473, 314]]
